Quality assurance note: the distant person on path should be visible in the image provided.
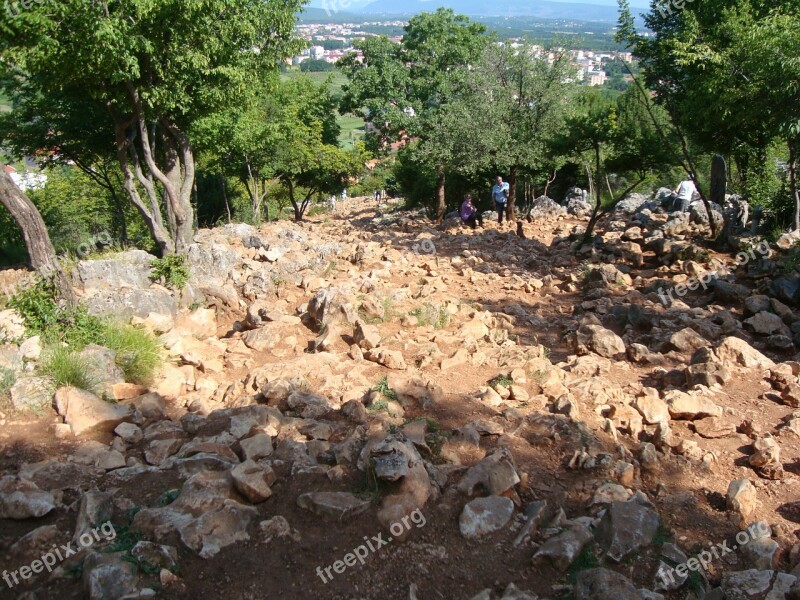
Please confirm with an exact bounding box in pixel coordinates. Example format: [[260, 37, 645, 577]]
[[374, 189, 380, 202], [675, 176, 697, 212], [460, 194, 483, 229], [491, 176, 510, 224], [329, 195, 337, 213]]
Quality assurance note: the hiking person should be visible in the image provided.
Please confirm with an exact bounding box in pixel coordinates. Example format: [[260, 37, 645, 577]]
[[460, 194, 483, 229], [674, 176, 697, 212], [491, 176, 510, 224]]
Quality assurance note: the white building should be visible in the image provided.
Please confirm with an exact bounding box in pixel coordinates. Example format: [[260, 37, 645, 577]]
[[310, 45, 325, 60]]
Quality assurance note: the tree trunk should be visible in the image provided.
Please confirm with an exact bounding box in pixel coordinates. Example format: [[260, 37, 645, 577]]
[[790, 143, 799, 232], [0, 170, 77, 306], [433, 164, 446, 224], [507, 165, 518, 222]]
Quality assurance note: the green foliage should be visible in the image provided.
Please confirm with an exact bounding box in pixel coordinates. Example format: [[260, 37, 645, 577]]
[[566, 543, 600, 584], [38, 347, 96, 392], [489, 374, 514, 388], [9, 280, 160, 385], [155, 488, 181, 507], [0, 367, 15, 398], [100, 324, 161, 386], [6, 279, 60, 337], [409, 303, 450, 329], [616, 0, 800, 218], [373, 376, 398, 401], [150, 254, 190, 290], [1, 0, 305, 253]]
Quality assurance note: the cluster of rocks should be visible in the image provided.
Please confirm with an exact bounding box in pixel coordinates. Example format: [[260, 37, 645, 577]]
[[3, 194, 800, 598]]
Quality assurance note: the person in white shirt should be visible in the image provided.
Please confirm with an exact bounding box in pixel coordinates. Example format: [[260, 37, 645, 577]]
[[491, 176, 510, 224], [675, 177, 697, 212]]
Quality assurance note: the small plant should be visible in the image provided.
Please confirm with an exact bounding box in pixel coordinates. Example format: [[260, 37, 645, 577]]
[[7, 278, 59, 337], [155, 488, 180, 507], [38, 347, 96, 392], [373, 376, 398, 401], [105, 524, 142, 554], [566, 543, 600, 584], [150, 254, 190, 290], [489, 374, 514, 388]]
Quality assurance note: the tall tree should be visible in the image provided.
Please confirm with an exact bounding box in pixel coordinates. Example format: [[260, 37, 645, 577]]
[[0, 0, 303, 255], [439, 43, 575, 221], [340, 8, 488, 222]]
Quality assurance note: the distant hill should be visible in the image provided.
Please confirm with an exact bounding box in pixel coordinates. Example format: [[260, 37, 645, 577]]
[[360, 0, 619, 20], [306, 0, 649, 21]]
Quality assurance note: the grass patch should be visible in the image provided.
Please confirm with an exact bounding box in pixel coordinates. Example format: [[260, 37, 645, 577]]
[[0, 367, 15, 397], [38, 347, 97, 392], [100, 324, 161, 386], [9, 279, 161, 386], [155, 488, 180, 507], [408, 302, 449, 329]]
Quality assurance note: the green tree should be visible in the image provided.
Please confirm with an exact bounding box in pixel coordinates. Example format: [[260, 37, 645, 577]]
[[617, 0, 799, 224], [440, 42, 576, 220], [340, 8, 488, 222], [0, 0, 303, 255]]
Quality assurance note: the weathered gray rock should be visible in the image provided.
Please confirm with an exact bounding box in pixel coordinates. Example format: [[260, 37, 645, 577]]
[[727, 479, 758, 520], [353, 319, 381, 350], [669, 328, 709, 352], [720, 569, 774, 598], [10, 376, 53, 411], [575, 568, 643, 600], [286, 391, 332, 419], [715, 337, 774, 369], [665, 390, 722, 420], [297, 491, 370, 521], [459, 496, 514, 539], [131, 541, 178, 571], [575, 324, 626, 359], [595, 501, 660, 562], [231, 460, 275, 503], [532, 524, 593, 571], [82, 552, 138, 600], [0, 476, 57, 519], [74, 490, 113, 542]]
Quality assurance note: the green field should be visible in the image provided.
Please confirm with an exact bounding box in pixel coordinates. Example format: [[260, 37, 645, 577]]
[[282, 69, 365, 149], [337, 114, 365, 149], [281, 69, 349, 94]]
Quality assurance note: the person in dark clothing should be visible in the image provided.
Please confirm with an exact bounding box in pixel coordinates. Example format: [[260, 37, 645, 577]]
[[460, 194, 483, 229]]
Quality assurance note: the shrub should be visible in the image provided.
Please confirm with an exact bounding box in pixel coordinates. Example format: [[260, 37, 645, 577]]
[[6, 279, 59, 336], [150, 254, 190, 290], [38, 346, 96, 392]]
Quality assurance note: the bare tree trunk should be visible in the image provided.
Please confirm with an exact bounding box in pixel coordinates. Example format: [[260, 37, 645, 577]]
[[434, 164, 446, 224], [222, 178, 232, 224], [790, 143, 799, 232], [0, 170, 77, 306], [507, 165, 518, 222]]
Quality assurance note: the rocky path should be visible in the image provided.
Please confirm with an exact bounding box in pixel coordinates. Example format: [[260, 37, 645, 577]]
[[2, 193, 800, 600]]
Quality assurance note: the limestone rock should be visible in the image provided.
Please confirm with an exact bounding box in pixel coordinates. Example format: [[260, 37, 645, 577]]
[[55, 387, 135, 436], [459, 496, 514, 539]]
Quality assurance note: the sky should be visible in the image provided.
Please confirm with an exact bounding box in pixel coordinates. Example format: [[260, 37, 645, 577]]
[[307, 0, 651, 9]]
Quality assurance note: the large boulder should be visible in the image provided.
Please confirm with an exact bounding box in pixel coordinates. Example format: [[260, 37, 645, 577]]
[[55, 387, 135, 436]]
